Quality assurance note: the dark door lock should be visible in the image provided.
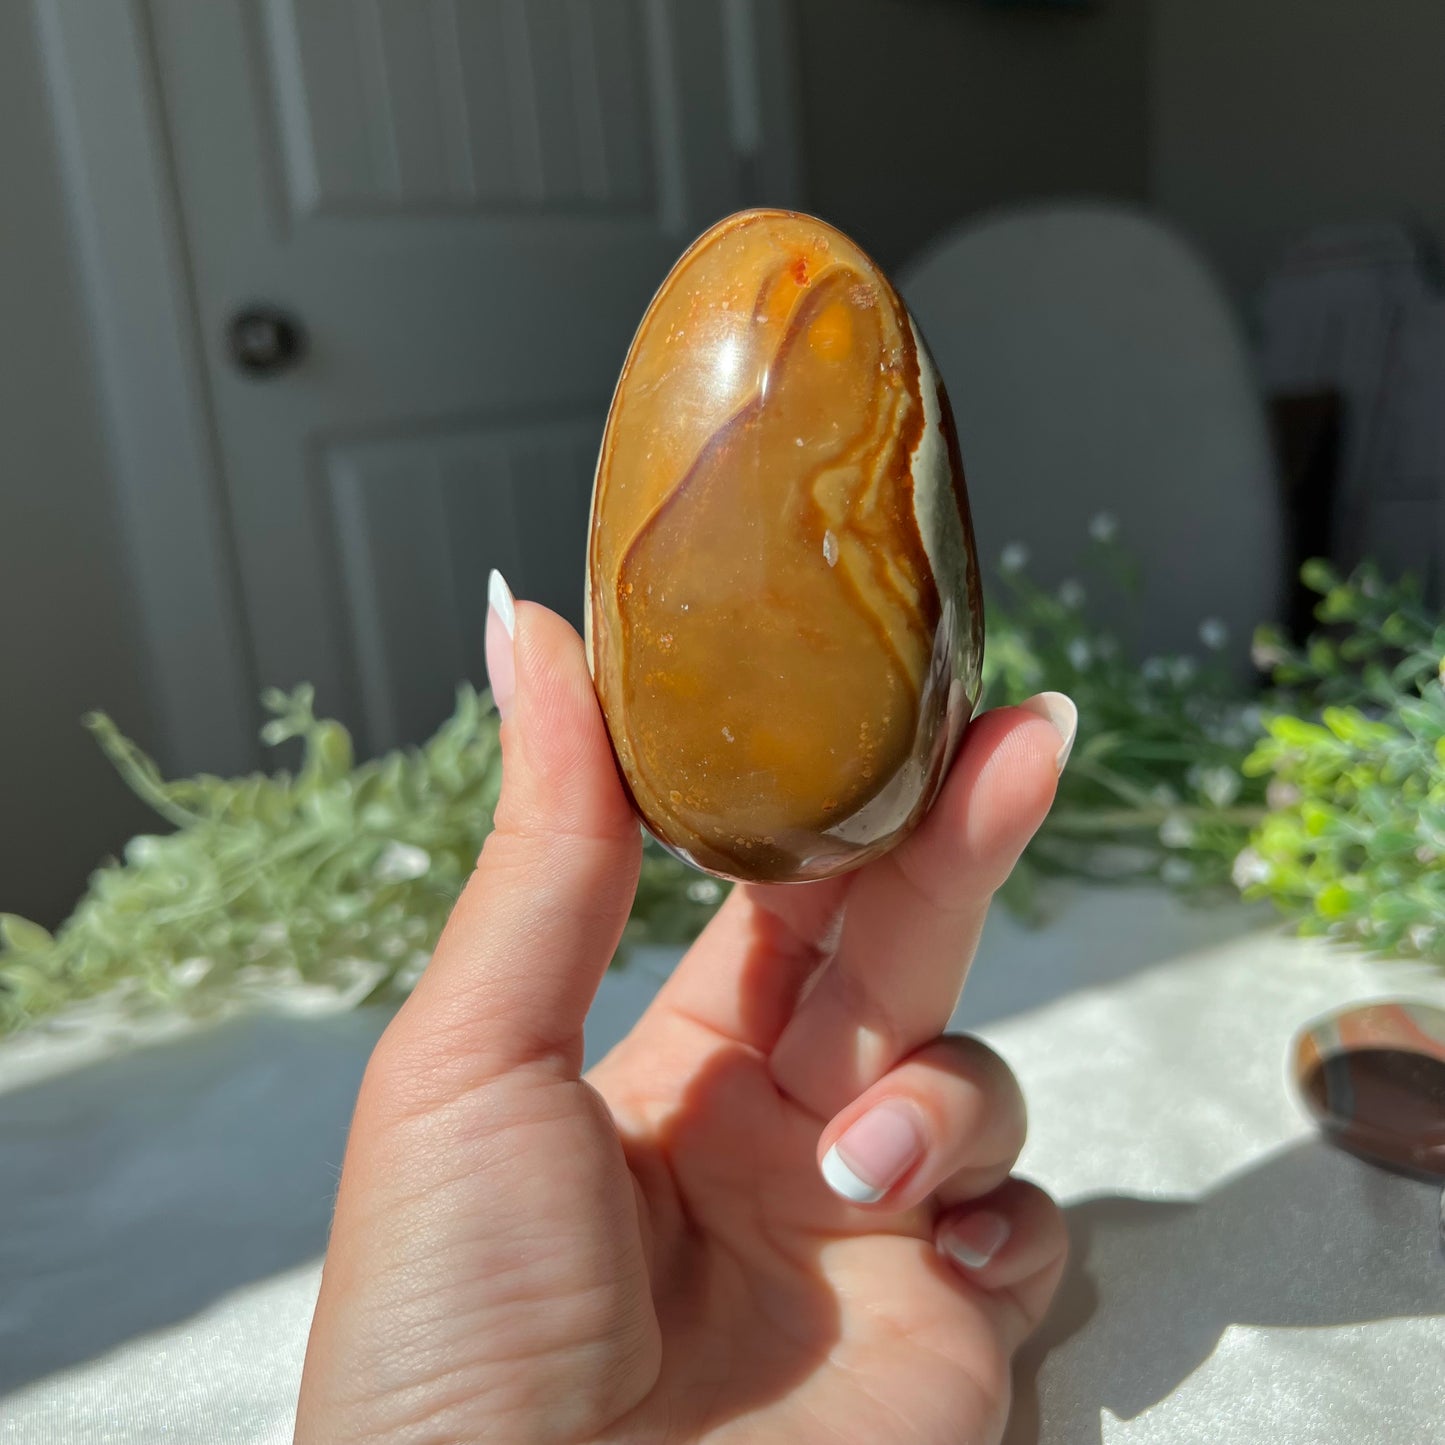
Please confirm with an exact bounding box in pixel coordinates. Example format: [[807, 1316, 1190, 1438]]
[[227, 306, 306, 376]]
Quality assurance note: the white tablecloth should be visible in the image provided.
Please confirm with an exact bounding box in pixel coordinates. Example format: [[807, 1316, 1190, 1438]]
[[3, 884, 1443, 1443]]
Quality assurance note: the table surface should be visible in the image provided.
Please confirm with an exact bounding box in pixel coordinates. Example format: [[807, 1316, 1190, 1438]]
[[3, 883, 1443, 1444]]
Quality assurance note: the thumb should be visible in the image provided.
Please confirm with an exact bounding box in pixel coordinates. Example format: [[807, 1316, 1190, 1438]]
[[385, 572, 642, 1090]]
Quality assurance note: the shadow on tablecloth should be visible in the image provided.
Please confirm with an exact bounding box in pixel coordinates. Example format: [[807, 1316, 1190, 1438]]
[[1005, 1139, 1445, 1444], [0, 1008, 393, 1396], [0, 947, 683, 1398]]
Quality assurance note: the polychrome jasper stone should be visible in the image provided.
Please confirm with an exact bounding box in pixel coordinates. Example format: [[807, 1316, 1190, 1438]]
[[586, 209, 983, 883]]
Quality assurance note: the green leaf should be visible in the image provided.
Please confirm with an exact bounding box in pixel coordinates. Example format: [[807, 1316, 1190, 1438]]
[[1371, 891, 1427, 925], [13, 549, 1445, 1041], [1396, 700, 1445, 742], [1301, 558, 1341, 595], [1320, 707, 1362, 743], [1380, 611, 1414, 646], [303, 720, 355, 785], [0, 915, 53, 954], [1316, 883, 1357, 918], [1267, 715, 1331, 748]]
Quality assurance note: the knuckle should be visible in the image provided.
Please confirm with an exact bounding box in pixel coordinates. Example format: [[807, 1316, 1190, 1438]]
[[925, 1036, 1026, 1129]]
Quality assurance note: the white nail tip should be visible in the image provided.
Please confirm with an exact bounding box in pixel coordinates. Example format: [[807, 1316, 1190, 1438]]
[[821, 1145, 885, 1204], [1021, 691, 1078, 773], [943, 1237, 995, 1270], [488, 569, 516, 639]]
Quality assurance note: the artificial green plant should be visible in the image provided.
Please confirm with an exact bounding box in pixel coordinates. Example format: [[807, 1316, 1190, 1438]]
[[3, 532, 1442, 1037]]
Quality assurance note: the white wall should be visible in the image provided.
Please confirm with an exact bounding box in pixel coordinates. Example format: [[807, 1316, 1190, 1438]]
[[795, 0, 1151, 271], [0, 1, 158, 925], [1, 0, 1154, 927], [1152, 0, 1445, 296], [33, 0, 1438, 926]]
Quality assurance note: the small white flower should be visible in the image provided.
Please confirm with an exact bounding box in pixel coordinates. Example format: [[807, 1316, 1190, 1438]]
[[1231, 847, 1273, 889], [373, 842, 431, 884], [1266, 779, 1301, 811], [1067, 638, 1092, 670], [1171, 656, 1198, 685], [1142, 657, 1171, 683], [1417, 845, 1438, 865], [1161, 857, 1194, 887], [171, 957, 211, 988], [1408, 923, 1437, 953], [686, 878, 724, 905], [1000, 542, 1030, 574], [1199, 618, 1228, 650], [126, 835, 164, 865], [1089, 512, 1119, 544], [1252, 636, 1288, 671], [1159, 814, 1195, 848], [1198, 766, 1241, 808], [1058, 579, 1086, 610]]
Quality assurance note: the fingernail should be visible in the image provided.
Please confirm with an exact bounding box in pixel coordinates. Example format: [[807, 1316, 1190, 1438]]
[[820, 1101, 925, 1204], [1020, 691, 1077, 773], [486, 569, 517, 721], [941, 1210, 1011, 1270]]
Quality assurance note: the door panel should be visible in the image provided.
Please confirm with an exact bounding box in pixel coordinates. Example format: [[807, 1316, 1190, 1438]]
[[263, 0, 657, 213], [147, 0, 798, 753], [328, 414, 598, 749]]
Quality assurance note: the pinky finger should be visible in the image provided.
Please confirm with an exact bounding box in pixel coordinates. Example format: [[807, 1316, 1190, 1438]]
[[936, 1177, 1068, 1347]]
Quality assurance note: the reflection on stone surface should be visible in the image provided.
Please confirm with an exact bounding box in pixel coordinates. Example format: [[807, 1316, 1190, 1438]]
[[588, 209, 983, 882]]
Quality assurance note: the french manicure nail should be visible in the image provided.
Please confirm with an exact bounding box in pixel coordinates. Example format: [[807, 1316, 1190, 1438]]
[[821, 1101, 925, 1204], [488, 568, 516, 639], [942, 1210, 1011, 1270], [486, 569, 517, 720], [1020, 691, 1078, 773]]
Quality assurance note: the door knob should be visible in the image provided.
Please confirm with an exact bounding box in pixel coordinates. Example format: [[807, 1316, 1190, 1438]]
[[227, 306, 306, 376]]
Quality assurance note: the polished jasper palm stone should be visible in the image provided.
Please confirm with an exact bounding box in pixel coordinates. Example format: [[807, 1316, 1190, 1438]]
[[586, 209, 983, 883]]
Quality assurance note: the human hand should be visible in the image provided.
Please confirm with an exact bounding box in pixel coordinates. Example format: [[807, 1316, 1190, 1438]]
[[296, 580, 1074, 1444]]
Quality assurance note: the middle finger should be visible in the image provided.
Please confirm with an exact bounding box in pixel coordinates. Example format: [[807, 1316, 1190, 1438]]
[[815, 1033, 1027, 1212], [770, 697, 1072, 1116]]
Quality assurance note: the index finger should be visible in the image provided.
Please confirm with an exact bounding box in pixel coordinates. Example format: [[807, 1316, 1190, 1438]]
[[768, 694, 1074, 1116]]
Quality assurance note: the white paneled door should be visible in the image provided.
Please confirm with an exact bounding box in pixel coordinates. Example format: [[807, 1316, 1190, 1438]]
[[143, 0, 799, 752]]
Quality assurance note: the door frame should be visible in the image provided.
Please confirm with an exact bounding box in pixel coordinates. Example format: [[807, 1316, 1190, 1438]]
[[35, 0, 258, 775], [33, 0, 804, 774]]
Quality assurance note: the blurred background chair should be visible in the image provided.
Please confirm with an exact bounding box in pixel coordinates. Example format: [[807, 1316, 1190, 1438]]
[[900, 202, 1284, 673]]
